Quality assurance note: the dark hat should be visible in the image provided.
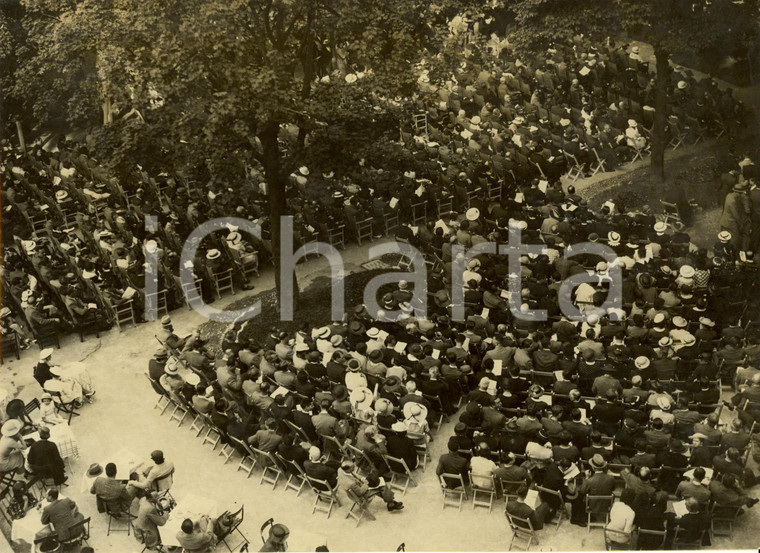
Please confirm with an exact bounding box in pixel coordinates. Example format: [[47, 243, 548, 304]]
[[368, 349, 384, 362], [384, 376, 400, 387], [87, 463, 103, 476], [349, 320, 366, 335], [670, 439, 686, 453], [454, 422, 467, 434]]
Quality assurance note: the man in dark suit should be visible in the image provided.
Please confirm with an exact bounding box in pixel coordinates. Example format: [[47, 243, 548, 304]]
[[27, 427, 67, 485], [304, 446, 340, 489], [506, 484, 554, 530], [571, 454, 616, 527], [436, 438, 469, 485], [37, 489, 85, 541], [386, 422, 419, 470]]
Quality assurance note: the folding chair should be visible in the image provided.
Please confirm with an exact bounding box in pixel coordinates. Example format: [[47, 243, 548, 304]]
[[709, 503, 742, 540], [216, 505, 249, 552], [60, 517, 91, 549], [384, 213, 400, 237], [102, 497, 135, 535], [437, 196, 454, 218], [212, 269, 235, 299], [412, 112, 428, 138], [439, 473, 467, 511], [355, 218, 374, 246], [327, 224, 346, 250], [2, 330, 21, 360], [345, 486, 376, 527], [320, 434, 347, 464], [46, 390, 80, 425], [181, 278, 204, 310], [345, 443, 375, 476], [227, 436, 257, 478], [199, 413, 222, 449], [307, 477, 342, 518], [535, 485, 564, 530], [668, 118, 688, 150], [144, 374, 172, 414], [488, 182, 503, 201], [672, 526, 706, 549], [250, 447, 283, 489], [637, 528, 667, 549], [563, 151, 585, 181], [586, 494, 614, 532], [660, 200, 682, 227], [604, 529, 633, 550], [469, 471, 496, 512], [167, 396, 188, 427], [22, 399, 41, 425], [112, 299, 136, 331], [34, 324, 61, 350], [588, 148, 607, 176], [411, 202, 427, 225], [383, 455, 417, 496], [506, 513, 539, 550], [144, 290, 169, 319], [284, 420, 315, 445], [275, 453, 308, 496]]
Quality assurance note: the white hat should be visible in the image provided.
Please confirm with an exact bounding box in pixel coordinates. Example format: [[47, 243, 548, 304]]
[[632, 46, 640, 54], [677, 81, 687, 90], [718, 231, 732, 243], [657, 396, 671, 410], [699, 317, 715, 327], [206, 249, 221, 260], [82, 269, 96, 279], [0, 307, 11, 318], [366, 327, 380, 338], [607, 231, 621, 246], [653, 313, 666, 325], [144, 240, 158, 253], [226, 232, 242, 246], [350, 387, 374, 411], [298, 166, 309, 176], [672, 316, 687, 328], [317, 327, 331, 339], [40, 348, 54, 360], [471, 115, 481, 125], [679, 265, 695, 278], [2, 419, 23, 436], [466, 207, 480, 221], [634, 356, 650, 369], [116, 259, 129, 269], [653, 222, 667, 234], [391, 421, 408, 432], [184, 372, 201, 386], [659, 336, 673, 347], [55, 190, 69, 202], [628, 119, 637, 127], [330, 335, 342, 347], [559, 118, 571, 126]]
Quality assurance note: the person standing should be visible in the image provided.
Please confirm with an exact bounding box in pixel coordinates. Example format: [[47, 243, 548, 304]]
[[720, 182, 751, 250]]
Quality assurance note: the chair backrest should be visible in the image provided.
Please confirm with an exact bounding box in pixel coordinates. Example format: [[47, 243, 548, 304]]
[[535, 484, 562, 501], [307, 476, 334, 494], [384, 454, 412, 475], [24, 398, 41, 419], [507, 512, 535, 533], [637, 528, 666, 548], [439, 472, 465, 490]]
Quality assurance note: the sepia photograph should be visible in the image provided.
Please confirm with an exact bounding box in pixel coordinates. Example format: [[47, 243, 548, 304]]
[[1, 0, 759, 551]]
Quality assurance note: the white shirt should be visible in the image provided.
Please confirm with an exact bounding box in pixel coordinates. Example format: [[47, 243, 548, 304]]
[[606, 502, 635, 539], [470, 456, 497, 489]]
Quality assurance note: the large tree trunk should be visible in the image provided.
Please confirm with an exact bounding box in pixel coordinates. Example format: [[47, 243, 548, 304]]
[[259, 120, 300, 311], [650, 43, 670, 184]]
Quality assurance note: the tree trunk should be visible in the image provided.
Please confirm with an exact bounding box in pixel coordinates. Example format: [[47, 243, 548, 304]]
[[650, 43, 670, 184], [259, 120, 300, 311]]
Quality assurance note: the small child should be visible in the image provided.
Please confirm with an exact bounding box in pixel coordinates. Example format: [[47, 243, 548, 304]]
[[39, 393, 66, 425]]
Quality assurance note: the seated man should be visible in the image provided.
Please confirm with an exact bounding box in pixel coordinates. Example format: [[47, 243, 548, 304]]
[[304, 446, 340, 489], [341, 463, 404, 512], [133, 450, 175, 492], [506, 484, 555, 530], [176, 516, 216, 553], [91, 462, 132, 512], [27, 427, 67, 485], [36, 489, 85, 542]]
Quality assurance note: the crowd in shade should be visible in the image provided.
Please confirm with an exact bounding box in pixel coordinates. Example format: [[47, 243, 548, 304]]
[[2, 31, 760, 552]]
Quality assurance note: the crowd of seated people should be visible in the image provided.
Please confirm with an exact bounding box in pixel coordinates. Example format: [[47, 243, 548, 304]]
[[141, 147, 760, 546], [1, 32, 754, 355]]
